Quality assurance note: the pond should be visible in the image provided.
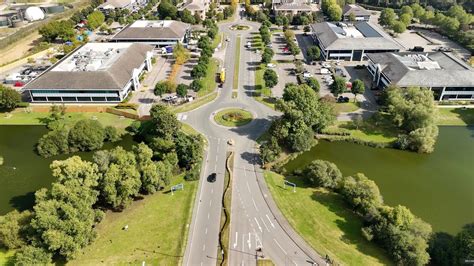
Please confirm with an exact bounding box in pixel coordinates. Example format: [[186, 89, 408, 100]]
[[0, 125, 136, 215], [284, 126, 474, 234]]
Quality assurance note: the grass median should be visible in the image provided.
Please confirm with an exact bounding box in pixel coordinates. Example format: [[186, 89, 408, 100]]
[[233, 37, 241, 91], [218, 152, 234, 265], [264, 171, 392, 265], [70, 175, 198, 265], [199, 58, 219, 97]]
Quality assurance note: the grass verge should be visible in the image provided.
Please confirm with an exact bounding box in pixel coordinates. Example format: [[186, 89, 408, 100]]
[[199, 58, 219, 97], [70, 174, 198, 265], [436, 107, 474, 126], [172, 92, 218, 113], [0, 111, 134, 128], [333, 102, 360, 114], [255, 64, 275, 109], [233, 37, 241, 91], [217, 152, 234, 265], [212, 33, 223, 50], [264, 171, 392, 265], [214, 108, 253, 127]]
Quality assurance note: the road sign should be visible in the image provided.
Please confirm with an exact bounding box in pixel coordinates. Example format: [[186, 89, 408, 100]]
[[283, 180, 296, 193], [171, 183, 184, 195]]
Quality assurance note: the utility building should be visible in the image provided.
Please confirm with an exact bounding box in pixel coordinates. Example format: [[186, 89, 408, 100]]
[[23, 42, 154, 103], [310, 21, 401, 61]]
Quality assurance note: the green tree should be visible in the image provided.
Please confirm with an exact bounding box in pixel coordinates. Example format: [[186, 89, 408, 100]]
[[327, 4, 342, 21], [174, 132, 203, 170], [0, 85, 21, 110], [339, 173, 383, 216], [261, 47, 274, 64], [181, 9, 196, 24], [190, 79, 203, 92], [392, 21, 407, 34], [306, 46, 320, 62], [37, 127, 70, 157], [87, 11, 105, 29], [154, 80, 176, 96], [305, 77, 320, 92], [173, 43, 190, 65], [133, 143, 163, 194], [400, 6, 413, 18], [176, 84, 189, 98], [68, 119, 105, 152], [399, 13, 412, 26], [263, 69, 278, 88], [149, 104, 181, 139], [157, 0, 178, 19], [303, 160, 342, 189], [330, 76, 346, 97], [191, 63, 207, 79], [351, 79, 365, 101], [14, 246, 52, 265], [39, 20, 75, 42], [410, 3, 425, 19], [348, 12, 356, 22], [405, 125, 439, 153], [260, 137, 281, 164], [286, 118, 314, 152], [48, 104, 66, 122], [104, 126, 122, 142], [0, 210, 32, 249], [379, 8, 397, 27]]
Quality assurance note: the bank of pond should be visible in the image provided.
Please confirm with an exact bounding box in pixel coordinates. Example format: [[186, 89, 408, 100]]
[[284, 126, 474, 235]]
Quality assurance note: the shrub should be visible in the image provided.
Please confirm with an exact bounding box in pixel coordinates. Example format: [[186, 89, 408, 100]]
[[37, 127, 70, 157], [104, 126, 122, 142], [303, 159, 342, 189], [68, 119, 105, 152]]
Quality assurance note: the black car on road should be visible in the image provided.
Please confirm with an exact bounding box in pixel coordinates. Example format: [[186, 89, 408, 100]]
[[207, 173, 217, 183]]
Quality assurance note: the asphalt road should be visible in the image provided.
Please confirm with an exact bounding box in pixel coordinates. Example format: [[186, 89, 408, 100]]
[[183, 13, 325, 266]]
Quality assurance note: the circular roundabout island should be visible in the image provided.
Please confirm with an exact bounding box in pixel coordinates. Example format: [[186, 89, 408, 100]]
[[214, 108, 253, 127], [229, 24, 250, 31]]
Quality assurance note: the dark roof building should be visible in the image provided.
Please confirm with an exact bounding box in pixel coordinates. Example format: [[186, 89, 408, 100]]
[[342, 4, 371, 22], [110, 20, 191, 47], [23, 42, 154, 103], [367, 52, 474, 101], [272, 0, 312, 15], [310, 21, 401, 61]]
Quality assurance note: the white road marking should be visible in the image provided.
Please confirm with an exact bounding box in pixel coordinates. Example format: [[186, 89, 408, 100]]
[[266, 214, 275, 228], [252, 198, 258, 211], [242, 234, 245, 252], [273, 239, 287, 255], [205, 228, 208, 234], [209, 200, 212, 206], [246, 181, 251, 192], [211, 188, 213, 194], [254, 217, 262, 232], [260, 217, 270, 232], [202, 245, 205, 251], [233, 232, 238, 248], [247, 232, 251, 249], [215, 155, 218, 162], [207, 213, 210, 219]]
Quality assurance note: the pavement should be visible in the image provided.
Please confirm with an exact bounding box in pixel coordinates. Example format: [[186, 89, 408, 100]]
[[182, 12, 326, 266]]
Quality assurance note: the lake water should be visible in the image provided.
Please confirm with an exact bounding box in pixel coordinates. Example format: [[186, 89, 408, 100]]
[[0, 125, 136, 214], [284, 126, 474, 234]]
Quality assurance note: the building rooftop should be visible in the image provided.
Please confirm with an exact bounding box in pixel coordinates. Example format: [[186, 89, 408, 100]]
[[273, 0, 311, 11], [181, 0, 206, 11], [311, 21, 401, 51], [342, 4, 370, 17], [111, 20, 190, 40], [367, 52, 474, 87], [24, 43, 153, 90], [98, 0, 132, 9]]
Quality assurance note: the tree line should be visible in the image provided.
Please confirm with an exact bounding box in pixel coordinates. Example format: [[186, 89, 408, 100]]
[[0, 104, 203, 264]]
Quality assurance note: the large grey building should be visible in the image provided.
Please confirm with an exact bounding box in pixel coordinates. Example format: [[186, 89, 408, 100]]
[[367, 52, 474, 101], [110, 20, 191, 47], [310, 21, 401, 61], [23, 42, 154, 103], [342, 4, 371, 22], [272, 0, 312, 16]]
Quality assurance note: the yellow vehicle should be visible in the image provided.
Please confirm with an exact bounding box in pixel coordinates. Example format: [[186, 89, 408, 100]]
[[220, 67, 226, 83]]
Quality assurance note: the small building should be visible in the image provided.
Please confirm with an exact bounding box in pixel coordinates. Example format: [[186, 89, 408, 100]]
[[272, 0, 312, 16], [367, 52, 474, 101], [342, 4, 371, 22], [179, 0, 208, 20], [98, 0, 145, 13], [110, 20, 191, 47], [23, 42, 154, 103], [310, 21, 401, 61]]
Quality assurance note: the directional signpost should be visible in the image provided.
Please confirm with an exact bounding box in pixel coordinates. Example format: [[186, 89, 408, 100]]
[[171, 183, 184, 195], [283, 180, 296, 193]]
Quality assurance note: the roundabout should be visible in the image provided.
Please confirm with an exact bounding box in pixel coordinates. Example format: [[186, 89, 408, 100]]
[[213, 108, 253, 127], [229, 24, 250, 31]]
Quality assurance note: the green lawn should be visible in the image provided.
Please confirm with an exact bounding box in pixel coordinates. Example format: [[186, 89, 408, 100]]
[[436, 108, 474, 126], [233, 37, 241, 91], [199, 58, 219, 97], [70, 175, 198, 265], [333, 113, 399, 143], [0, 111, 134, 129], [214, 108, 253, 127], [333, 102, 360, 114], [212, 32, 223, 50], [0, 249, 14, 266], [172, 92, 218, 113], [264, 171, 392, 266]]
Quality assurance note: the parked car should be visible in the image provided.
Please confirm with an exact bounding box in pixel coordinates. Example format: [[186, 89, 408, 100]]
[[267, 63, 276, 68], [337, 96, 350, 103], [303, 71, 312, 78], [207, 173, 217, 183]]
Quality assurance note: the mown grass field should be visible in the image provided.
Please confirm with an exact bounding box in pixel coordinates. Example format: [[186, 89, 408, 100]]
[[333, 102, 360, 114], [264, 171, 392, 266], [70, 175, 198, 265], [436, 107, 474, 126], [0, 111, 134, 128]]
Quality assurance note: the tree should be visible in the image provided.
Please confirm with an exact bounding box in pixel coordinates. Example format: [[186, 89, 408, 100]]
[[348, 12, 356, 22], [379, 8, 397, 27], [303, 25, 311, 35], [97, 147, 141, 209], [133, 143, 163, 194], [157, 0, 177, 19], [429, 223, 474, 266], [49, 104, 66, 122], [402, 125, 439, 153], [306, 46, 320, 62], [351, 79, 365, 101], [339, 173, 383, 216], [0, 210, 32, 249], [190, 79, 203, 92], [0, 85, 21, 110], [68, 119, 105, 152], [327, 4, 342, 21], [286, 118, 314, 152], [176, 84, 189, 98], [14, 246, 52, 265], [288, 42, 301, 58], [87, 11, 105, 29], [174, 132, 203, 170], [410, 3, 425, 19], [263, 69, 278, 88], [154, 80, 176, 96], [39, 20, 75, 42], [399, 13, 412, 26], [400, 6, 413, 18], [260, 137, 281, 164], [191, 63, 207, 79], [173, 43, 190, 65], [104, 126, 121, 142], [181, 9, 196, 24], [305, 77, 320, 92], [330, 76, 346, 97], [261, 47, 274, 64], [149, 104, 181, 139], [37, 127, 70, 157], [303, 160, 342, 189]]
